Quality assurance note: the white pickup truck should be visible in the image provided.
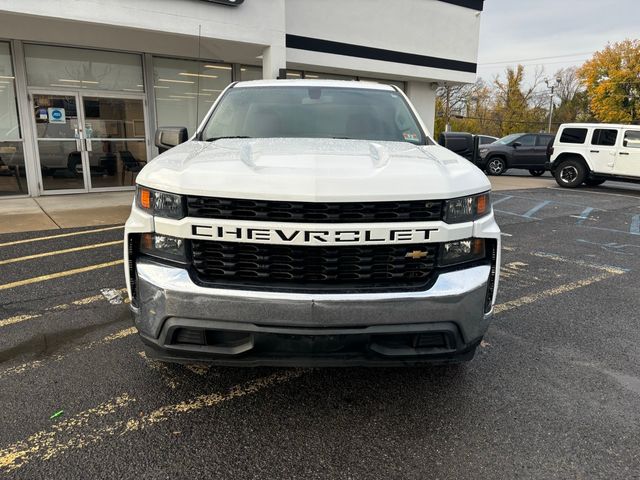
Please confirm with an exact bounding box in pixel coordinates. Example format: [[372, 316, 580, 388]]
[[124, 80, 501, 366]]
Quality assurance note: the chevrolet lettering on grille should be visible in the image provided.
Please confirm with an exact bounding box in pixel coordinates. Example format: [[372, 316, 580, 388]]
[[191, 224, 438, 245]]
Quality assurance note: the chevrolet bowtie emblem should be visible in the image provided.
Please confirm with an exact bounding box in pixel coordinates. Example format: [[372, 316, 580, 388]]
[[405, 250, 428, 260]]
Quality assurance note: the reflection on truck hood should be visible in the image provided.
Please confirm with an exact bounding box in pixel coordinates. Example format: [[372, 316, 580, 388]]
[[136, 138, 490, 201]]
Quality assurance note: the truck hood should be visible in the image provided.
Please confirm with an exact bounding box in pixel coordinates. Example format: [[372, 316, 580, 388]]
[[137, 138, 490, 201]]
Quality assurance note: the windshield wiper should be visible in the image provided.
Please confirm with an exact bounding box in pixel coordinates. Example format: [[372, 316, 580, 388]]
[[205, 136, 252, 142]]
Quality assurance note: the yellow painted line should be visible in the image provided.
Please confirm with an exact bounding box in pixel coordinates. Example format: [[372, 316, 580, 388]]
[[101, 326, 137, 342], [0, 260, 124, 291], [138, 351, 180, 389], [0, 394, 136, 472], [0, 250, 628, 383], [0, 314, 42, 329], [185, 364, 210, 376], [0, 326, 136, 381], [500, 261, 529, 280], [0, 288, 128, 329], [0, 225, 124, 248], [494, 271, 618, 314], [0, 371, 304, 472], [0, 240, 123, 266]]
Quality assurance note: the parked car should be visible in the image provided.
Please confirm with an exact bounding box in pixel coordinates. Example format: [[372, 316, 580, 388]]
[[548, 123, 640, 188], [125, 80, 501, 366], [477, 133, 555, 176]]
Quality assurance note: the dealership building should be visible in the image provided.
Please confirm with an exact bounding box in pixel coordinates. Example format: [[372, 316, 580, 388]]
[[0, 0, 483, 198]]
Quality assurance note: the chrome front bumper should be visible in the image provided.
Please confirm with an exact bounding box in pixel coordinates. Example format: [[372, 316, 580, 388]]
[[131, 259, 493, 365]]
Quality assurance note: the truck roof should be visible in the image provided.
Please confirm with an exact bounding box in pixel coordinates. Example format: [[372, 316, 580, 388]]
[[233, 79, 396, 91], [559, 122, 640, 129]]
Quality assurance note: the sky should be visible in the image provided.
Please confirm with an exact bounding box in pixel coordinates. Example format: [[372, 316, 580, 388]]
[[477, 0, 640, 84]]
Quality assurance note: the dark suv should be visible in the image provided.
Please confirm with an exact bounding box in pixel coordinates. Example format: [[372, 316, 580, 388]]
[[477, 133, 555, 176]]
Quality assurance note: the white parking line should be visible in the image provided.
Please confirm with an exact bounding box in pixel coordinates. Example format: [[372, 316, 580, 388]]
[[523, 200, 551, 218], [491, 195, 513, 206], [575, 207, 594, 225], [494, 209, 539, 220], [547, 186, 640, 200]]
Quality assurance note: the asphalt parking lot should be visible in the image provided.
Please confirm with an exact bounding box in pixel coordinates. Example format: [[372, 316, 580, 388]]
[[1, 181, 640, 479]]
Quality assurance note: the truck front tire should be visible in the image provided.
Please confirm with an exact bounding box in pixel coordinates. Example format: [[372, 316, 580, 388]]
[[554, 159, 587, 188]]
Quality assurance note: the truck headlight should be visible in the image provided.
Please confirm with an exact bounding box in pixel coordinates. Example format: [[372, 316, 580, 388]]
[[139, 233, 187, 263], [443, 193, 491, 224], [479, 148, 489, 158], [136, 186, 186, 219], [439, 238, 486, 267]]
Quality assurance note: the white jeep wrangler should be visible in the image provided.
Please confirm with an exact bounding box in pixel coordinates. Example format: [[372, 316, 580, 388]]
[[549, 123, 640, 188], [124, 80, 501, 366]]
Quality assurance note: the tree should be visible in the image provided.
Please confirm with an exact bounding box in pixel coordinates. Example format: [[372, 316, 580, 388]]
[[492, 65, 547, 135], [578, 39, 640, 123], [552, 67, 592, 125], [434, 79, 492, 137]]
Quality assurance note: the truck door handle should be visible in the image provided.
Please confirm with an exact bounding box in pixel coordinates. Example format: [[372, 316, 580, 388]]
[[620, 152, 630, 156], [590, 150, 599, 153]]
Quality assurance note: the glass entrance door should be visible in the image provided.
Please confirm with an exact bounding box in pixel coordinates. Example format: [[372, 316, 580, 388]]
[[32, 92, 88, 192], [32, 91, 148, 193], [82, 95, 147, 189]]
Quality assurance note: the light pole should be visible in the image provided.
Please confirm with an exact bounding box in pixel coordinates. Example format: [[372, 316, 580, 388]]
[[545, 76, 561, 133], [436, 85, 452, 132]]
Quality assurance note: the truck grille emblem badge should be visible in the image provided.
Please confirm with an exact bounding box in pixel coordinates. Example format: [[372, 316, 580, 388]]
[[405, 250, 428, 260]]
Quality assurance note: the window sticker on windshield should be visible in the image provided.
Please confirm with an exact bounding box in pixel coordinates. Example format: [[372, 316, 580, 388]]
[[403, 132, 418, 141]]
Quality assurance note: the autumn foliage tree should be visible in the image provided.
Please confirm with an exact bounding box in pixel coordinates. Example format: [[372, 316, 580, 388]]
[[492, 65, 547, 135], [578, 39, 640, 123], [433, 38, 640, 138]]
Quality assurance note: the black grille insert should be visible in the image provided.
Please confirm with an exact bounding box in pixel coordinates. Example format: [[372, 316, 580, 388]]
[[186, 196, 443, 223], [190, 241, 438, 292]]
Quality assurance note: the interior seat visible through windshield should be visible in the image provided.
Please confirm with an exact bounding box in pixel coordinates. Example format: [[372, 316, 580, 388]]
[[202, 85, 427, 145]]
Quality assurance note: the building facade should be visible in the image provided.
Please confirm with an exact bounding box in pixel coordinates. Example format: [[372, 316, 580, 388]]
[[0, 0, 483, 198]]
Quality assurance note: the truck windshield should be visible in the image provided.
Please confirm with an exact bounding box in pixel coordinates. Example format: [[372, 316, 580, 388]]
[[201, 86, 426, 145]]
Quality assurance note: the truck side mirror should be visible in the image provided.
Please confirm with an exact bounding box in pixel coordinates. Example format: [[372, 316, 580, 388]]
[[155, 127, 188, 153], [623, 140, 628, 148], [512, 142, 521, 148]]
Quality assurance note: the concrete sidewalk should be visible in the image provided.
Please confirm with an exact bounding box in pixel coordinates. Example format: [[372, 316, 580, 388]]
[[489, 174, 555, 191], [0, 175, 556, 235], [0, 191, 134, 234]]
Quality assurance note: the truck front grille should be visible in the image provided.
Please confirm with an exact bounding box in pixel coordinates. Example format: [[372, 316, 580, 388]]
[[186, 196, 443, 223], [190, 241, 438, 292]]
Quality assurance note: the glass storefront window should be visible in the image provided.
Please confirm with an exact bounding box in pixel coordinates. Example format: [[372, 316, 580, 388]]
[[24, 44, 144, 93], [0, 42, 26, 196], [240, 65, 262, 81], [285, 70, 304, 79], [0, 142, 26, 195], [360, 77, 406, 91], [153, 57, 232, 137], [0, 42, 20, 141], [303, 71, 357, 81]]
